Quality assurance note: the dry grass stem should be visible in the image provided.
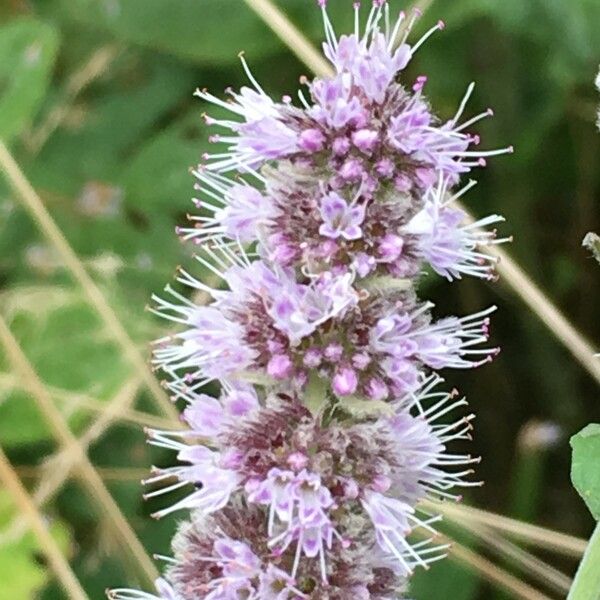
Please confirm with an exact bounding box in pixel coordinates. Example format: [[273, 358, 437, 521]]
[[0, 445, 89, 600], [430, 501, 587, 558], [457, 518, 572, 594], [3, 378, 142, 542], [16, 465, 149, 482], [0, 313, 159, 583], [242, 0, 331, 77], [26, 45, 121, 154], [0, 372, 173, 429], [447, 537, 555, 600]]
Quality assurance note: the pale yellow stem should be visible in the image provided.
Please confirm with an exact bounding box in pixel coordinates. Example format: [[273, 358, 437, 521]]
[[26, 45, 120, 154], [0, 313, 159, 583], [0, 141, 179, 421], [429, 501, 587, 558], [0, 371, 173, 429], [15, 465, 148, 482], [0, 446, 89, 600], [241, 0, 331, 77], [3, 378, 142, 542], [241, 0, 600, 386], [457, 517, 572, 595], [447, 537, 554, 600]]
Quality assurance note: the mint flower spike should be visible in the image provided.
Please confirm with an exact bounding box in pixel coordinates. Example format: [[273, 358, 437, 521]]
[[109, 2, 511, 598]]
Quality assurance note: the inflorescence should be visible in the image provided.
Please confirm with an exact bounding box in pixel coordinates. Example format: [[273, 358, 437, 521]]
[[108, 2, 511, 599]]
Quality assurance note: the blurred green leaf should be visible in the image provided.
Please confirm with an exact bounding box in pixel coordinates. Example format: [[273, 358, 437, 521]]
[[0, 286, 131, 446], [571, 424, 600, 520], [411, 554, 479, 599], [0, 491, 71, 597], [0, 17, 59, 142]]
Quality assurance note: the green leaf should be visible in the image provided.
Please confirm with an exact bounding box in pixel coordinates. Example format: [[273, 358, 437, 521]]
[[411, 558, 479, 599], [571, 423, 600, 520], [0, 491, 71, 597], [34, 0, 354, 66], [0, 286, 132, 446], [0, 18, 59, 142]]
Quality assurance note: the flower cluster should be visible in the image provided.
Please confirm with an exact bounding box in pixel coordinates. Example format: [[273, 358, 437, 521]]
[[109, 2, 509, 599]]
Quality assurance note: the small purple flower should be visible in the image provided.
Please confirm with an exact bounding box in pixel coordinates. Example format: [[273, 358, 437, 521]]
[[292, 470, 333, 523], [246, 468, 296, 532], [318, 191, 366, 240], [405, 178, 508, 280], [333, 366, 359, 396]]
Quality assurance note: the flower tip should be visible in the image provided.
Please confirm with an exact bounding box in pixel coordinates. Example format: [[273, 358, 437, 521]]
[[507, 144, 515, 153], [437, 19, 446, 30]]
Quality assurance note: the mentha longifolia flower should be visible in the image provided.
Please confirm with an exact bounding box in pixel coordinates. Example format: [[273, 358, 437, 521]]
[[197, 1, 512, 194], [142, 376, 477, 586], [109, 2, 511, 599], [151, 248, 497, 400]]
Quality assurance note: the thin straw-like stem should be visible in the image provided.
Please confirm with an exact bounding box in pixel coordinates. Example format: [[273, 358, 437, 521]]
[[26, 45, 120, 154], [15, 465, 148, 482], [0, 312, 159, 584], [446, 536, 554, 600], [241, 0, 600, 386], [0, 445, 89, 600], [429, 501, 587, 558], [457, 517, 572, 594], [0, 371, 173, 430], [241, 0, 331, 77], [3, 378, 142, 542], [0, 140, 179, 421]]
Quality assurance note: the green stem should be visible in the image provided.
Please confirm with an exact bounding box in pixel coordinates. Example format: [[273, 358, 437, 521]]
[[568, 521, 600, 600]]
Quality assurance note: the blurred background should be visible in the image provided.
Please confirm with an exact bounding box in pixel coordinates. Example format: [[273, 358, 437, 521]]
[[0, 0, 598, 598]]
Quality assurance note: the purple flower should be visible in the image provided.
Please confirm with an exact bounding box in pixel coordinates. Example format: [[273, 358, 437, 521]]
[[142, 433, 241, 519], [332, 366, 359, 396], [197, 80, 299, 170], [405, 178, 508, 280], [318, 191, 365, 240], [119, 1, 513, 595]]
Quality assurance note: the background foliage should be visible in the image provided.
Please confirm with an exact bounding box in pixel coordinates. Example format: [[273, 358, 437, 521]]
[[0, 0, 598, 598]]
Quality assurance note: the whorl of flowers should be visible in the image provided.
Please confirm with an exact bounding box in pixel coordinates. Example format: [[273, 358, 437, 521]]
[[109, 2, 510, 599]]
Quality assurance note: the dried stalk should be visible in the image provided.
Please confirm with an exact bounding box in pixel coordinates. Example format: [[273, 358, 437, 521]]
[[0, 313, 159, 583], [0, 445, 89, 600], [432, 501, 587, 558]]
